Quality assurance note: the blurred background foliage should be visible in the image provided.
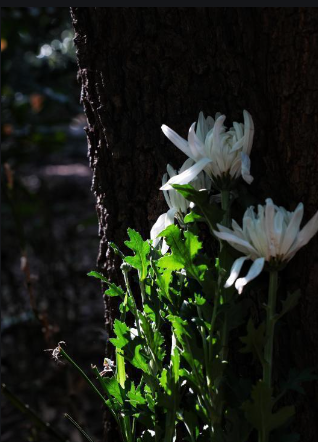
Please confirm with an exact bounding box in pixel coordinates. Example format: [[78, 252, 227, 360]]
[[1, 8, 105, 442]]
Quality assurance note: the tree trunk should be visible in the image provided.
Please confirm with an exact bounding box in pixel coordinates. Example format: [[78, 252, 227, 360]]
[[71, 7, 318, 442]]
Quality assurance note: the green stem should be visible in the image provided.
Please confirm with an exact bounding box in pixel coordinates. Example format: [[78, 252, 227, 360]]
[[263, 270, 278, 387], [122, 268, 142, 338], [197, 306, 209, 373], [139, 278, 146, 305], [64, 414, 95, 442], [260, 270, 278, 442], [220, 189, 231, 363], [221, 190, 231, 228], [59, 346, 107, 407], [208, 289, 219, 364]]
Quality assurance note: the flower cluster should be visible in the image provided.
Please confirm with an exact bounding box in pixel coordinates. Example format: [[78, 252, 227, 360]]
[[151, 109, 318, 293], [214, 198, 318, 293], [160, 110, 254, 191]]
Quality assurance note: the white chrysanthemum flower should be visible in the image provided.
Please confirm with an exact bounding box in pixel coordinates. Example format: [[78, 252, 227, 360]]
[[151, 158, 211, 254], [213, 198, 318, 294], [160, 110, 254, 191]]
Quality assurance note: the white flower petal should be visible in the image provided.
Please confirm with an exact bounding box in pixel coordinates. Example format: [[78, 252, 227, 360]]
[[234, 257, 265, 294], [150, 213, 167, 246], [188, 122, 206, 160], [280, 203, 304, 255], [165, 208, 177, 227], [161, 124, 194, 160], [196, 111, 206, 144], [229, 137, 244, 153], [160, 158, 213, 190], [286, 209, 318, 260], [212, 115, 226, 151], [265, 198, 276, 257], [213, 227, 259, 256], [179, 158, 195, 173], [243, 110, 254, 156], [159, 209, 177, 254], [225, 256, 249, 288], [241, 152, 253, 184], [167, 164, 177, 178]]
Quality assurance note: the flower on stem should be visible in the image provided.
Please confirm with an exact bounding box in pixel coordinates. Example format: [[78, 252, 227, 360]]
[[213, 198, 318, 294], [160, 110, 254, 191], [151, 158, 211, 254]]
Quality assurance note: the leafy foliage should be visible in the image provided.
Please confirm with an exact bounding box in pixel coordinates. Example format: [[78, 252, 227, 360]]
[[125, 228, 150, 281], [242, 381, 295, 434]]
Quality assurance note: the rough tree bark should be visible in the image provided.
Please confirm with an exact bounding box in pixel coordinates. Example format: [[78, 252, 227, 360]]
[[71, 8, 318, 442]]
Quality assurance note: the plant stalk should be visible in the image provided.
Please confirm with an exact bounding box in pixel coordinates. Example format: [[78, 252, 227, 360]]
[[220, 189, 231, 363], [259, 270, 278, 442], [263, 270, 278, 387]]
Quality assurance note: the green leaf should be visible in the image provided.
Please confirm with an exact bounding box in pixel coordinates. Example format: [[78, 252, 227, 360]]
[[158, 225, 202, 276], [109, 241, 125, 259], [109, 320, 130, 349], [280, 367, 318, 395], [224, 408, 252, 442], [168, 315, 191, 344], [271, 430, 300, 442], [171, 346, 180, 383], [242, 381, 295, 433], [240, 319, 266, 366], [276, 290, 301, 321], [158, 225, 201, 272], [88, 271, 125, 298], [124, 228, 150, 281], [102, 376, 124, 405], [105, 282, 125, 298], [152, 262, 172, 302], [127, 384, 146, 407], [184, 210, 205, 224], [194, 293, 206, 306], [87, 270, 109, 283], [172, 184, 224, 232], [109, 320, 150, 373]]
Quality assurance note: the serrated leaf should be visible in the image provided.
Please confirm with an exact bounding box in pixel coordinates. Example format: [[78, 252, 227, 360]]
[[184, 210, 205, 224], [280, 367, 318, 395], [152, 262, 172, 302], [158, 225, 202, 277], [101, 376, 124, 405], [242, 381, 295, 433], [240, 319, 266, 366], [224, 408, 252, 442], [138, 313, 165, 363], [172, 184, 224, 232], [194, 293, 206, 306], [168, 315, 191, 344], [109, 320, 130, 349], [124, 228, 150, 280], [109, 320, 149, 373], [270, 430, 300, 442], [276, 290, 301, 321], [127, 385, 146, 407], [105, 282, 125, 298]]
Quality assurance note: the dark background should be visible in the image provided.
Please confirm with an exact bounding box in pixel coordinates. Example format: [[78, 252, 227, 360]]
[[1, 7, 105, 442]]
